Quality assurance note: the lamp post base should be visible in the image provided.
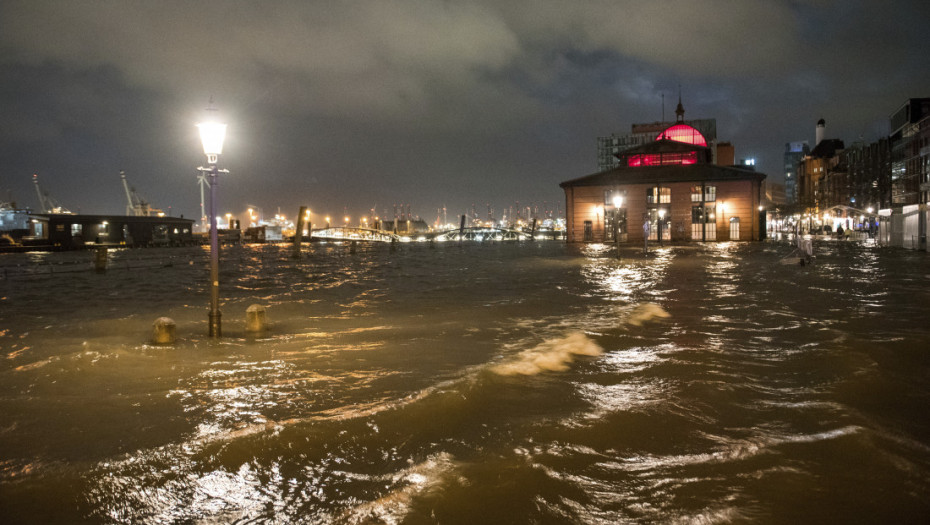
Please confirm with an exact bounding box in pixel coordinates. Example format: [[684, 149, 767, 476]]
[[209, 310, 222, 338]]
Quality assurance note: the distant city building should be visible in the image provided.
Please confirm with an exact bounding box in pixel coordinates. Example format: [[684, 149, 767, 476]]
[[797, 118, 844, 216], [838, 138, 893, 211], [890, 98, 930, 205], [565, 112, 765, 243], [783, 141, 809, 204], [916, 113, 930, 205], [597, 97, 717, 172], [790, 99, 928, 249]]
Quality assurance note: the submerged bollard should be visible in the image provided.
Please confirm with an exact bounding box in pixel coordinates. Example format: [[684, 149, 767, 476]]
[[94, 246, 108, 273], [292, 206, 307, 260], [350, 241, 357, 254], [246, 304, 268, 333], [152, 317, 176, 345]]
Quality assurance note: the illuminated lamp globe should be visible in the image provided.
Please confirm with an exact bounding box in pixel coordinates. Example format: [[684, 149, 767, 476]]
[[612, 195, 624, 208], [197, 121, 227, 164]]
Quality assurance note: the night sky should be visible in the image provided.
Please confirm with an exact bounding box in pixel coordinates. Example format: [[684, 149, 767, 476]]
[[2, 1, 928, 225]]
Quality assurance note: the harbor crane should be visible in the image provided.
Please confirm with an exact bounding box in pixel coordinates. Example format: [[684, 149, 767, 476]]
[[32, 173, 71, 214], [120, 170, 163, 216]]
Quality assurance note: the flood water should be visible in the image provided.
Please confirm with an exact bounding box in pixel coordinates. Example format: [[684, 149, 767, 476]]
[[1, 239, 929, 524]]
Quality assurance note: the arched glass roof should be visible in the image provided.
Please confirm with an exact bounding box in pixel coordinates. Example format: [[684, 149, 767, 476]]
[[656, 124, 707, 146]]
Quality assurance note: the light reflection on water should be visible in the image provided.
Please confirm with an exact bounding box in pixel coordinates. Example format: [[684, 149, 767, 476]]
[[1, 240, 929, 523]]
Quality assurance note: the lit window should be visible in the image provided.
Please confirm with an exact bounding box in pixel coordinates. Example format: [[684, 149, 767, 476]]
[[647, 187, 671, 204], [628, 151, 698, 167]]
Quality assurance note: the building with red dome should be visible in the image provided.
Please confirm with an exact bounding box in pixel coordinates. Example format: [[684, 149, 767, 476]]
[[561, 102, 766, 243]]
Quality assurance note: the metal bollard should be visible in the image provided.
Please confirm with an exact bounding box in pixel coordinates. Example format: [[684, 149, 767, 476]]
[[246, 304, 268, 333], [152, 317, 176, 345], [94, 246, 108, 273]]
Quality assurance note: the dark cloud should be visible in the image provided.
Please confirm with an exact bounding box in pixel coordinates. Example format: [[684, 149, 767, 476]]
[[2, 1, 928, 223]]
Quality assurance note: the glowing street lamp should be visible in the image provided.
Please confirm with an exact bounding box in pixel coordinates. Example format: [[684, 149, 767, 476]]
[[657, 208, 666, 245], [246, 204, 263, 225], [196, 107, 229, 338], [718, 202, 728, 239], [225, 213, 232, 229], [612, 195, 623, 259]]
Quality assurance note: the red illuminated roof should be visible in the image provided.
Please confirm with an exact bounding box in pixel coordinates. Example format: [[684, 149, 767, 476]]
[[656, 124, 707, 146]]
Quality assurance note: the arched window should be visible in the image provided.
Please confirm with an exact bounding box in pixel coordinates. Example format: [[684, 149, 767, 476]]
[[656, 124, 707, 146]]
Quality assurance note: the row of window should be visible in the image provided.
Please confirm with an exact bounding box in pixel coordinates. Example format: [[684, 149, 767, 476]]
[[589, 211, 739, 241], [52, 223, 191, 236], [604, 186, 718, 207]]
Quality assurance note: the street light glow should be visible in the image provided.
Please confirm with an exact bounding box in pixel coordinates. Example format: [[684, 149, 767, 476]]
[[197, 122, 227, 164]]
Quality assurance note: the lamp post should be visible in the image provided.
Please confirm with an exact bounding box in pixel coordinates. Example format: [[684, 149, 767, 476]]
[[612, 195, 623, 258], [719, 202, 727, 240], [197, 113, 228, 338], [658, 208, 665, 246]]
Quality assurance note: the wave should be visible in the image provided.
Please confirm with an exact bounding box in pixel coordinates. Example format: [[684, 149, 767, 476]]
[[489, 332, 603, 376], [336, 452, 458, 525], [623, 302, 670, 327]]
